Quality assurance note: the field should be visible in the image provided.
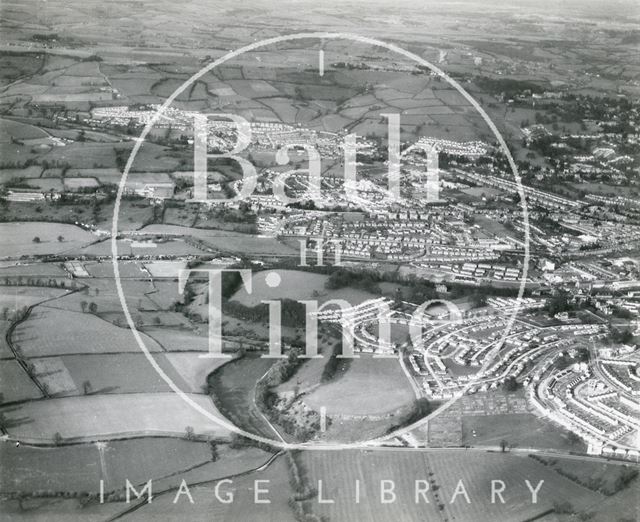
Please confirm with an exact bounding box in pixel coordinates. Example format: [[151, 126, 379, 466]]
[[143, 260, 187, 278], [303, 354, 416, 417], [231, 269, 378, 307], [145, 328, 210, 352], [301, 450, 606, 522], [52, 353, 192, 395], [0, 222, 97, 257], [531, 455, 639, 496], [0, 286, 68, 312], [0, 437, 211, 493], [0, 319, 13, 357], [208, 355, 278, 440], [462, 413, 586, 452], [127, 455, 296, 522], [140, 225, 298, 256], [0, 118, 49, 141], [0, 392, 229, 442], [0, 359, 42, 402], [13, 307, 165, 356], [43, 278, 160, 314], [164, 352, 230, 393]]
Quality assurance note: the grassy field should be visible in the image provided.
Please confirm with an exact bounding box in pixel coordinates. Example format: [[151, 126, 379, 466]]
[[0, 392, 229, 442], [0, 437, 211, 493], [0, 496, 125, 522], [164, 352, 229, 393], [0, 286, 68, 313], [0, 319, 12, 358], [208, 355, 277, 440], [0, 118, 49, 141], [57, 353, 192, 394], [44, 278, 159, 314], [128, 454, 296, 522], [143, 260, 187, 278], [531, 455, 639, 496], [14, 307, 165, 356], [301, 449, 605, 522], [303, 354, 415, 416], [462, 413, 587, 453], [0, 359, 42, 402], [0, 222, 97, 257], [145, 328, 210, 352], [231, 269, 378, 307], [140, 224, 298, 256]]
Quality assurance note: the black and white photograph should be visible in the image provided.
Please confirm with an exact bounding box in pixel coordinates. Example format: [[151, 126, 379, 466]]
[[0, 1, 639, 521]]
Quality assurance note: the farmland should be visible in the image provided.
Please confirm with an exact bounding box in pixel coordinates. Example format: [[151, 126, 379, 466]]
[[0, 285, 68, 312], [303, 354, 415, 416], [208, 355, 277, 439], [127, 455, 296, 522], [164, 352, 229, 393], [231, 269, 379, 307], [0, 222, 97, 257], [140, 225, 298, 256], [50, 353, 191, 395], [0, 359, 42, 402], [13, 307, 165, 356], [0, 437, 212, 493], [0, 1, 637, 520], [301, 450, 608, 522], [462, 412, 586, 453], [0, 392, 229, 442]]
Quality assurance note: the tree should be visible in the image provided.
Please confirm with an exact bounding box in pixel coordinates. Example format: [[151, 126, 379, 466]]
[[32, 236, 41, 243], [88, 302, 98, 314], [184, 426, 195, 441], [553, 500, 574, 514], [57, 235, 64, 242], [209, 440, 219, 461], [53, 432, 63, 446], [503, 376, 519, 392], [567, 431, 582, 446], [82, 380, 92, 395], [499, 439, 509, 452], [80, 301, 88, 313]]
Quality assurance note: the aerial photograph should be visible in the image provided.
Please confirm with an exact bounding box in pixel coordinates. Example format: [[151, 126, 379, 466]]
[[0, 0, 638, 520]]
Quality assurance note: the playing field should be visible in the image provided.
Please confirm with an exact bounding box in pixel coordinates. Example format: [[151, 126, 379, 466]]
[[0, 393, 230, 442]]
